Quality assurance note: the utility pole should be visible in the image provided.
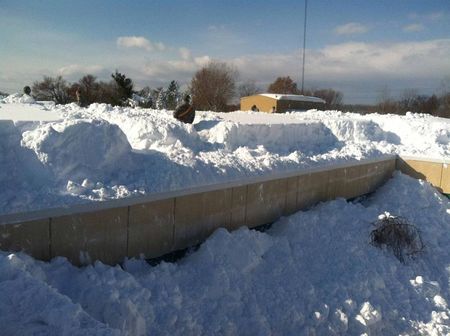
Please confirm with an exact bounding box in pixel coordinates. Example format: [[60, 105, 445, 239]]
[[301, 0, 308, 95]]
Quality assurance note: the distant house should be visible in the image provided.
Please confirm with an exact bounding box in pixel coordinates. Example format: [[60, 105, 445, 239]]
[[240, 93, 326, 113]]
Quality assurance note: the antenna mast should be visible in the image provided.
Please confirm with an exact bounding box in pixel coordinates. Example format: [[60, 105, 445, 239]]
[[301, 0, 308, 95]]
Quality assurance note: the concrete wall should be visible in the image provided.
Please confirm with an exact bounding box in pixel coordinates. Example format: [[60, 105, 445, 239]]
[[0, 156, 401, 266], [396, 157, 449, 194]]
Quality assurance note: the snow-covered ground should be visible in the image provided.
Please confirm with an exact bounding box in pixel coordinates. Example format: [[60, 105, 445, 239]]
[[1, 94, 450, 335], [1, 173, 449, 335], [1, 94, 449, 216]]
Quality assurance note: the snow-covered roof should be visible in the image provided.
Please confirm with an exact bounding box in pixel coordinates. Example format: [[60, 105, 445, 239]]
[[259, 93, 326, 104]]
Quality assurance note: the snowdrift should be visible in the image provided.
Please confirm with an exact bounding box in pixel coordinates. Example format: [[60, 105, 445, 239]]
[[1, 95, 449, 216], [1, 173, 449, 335]]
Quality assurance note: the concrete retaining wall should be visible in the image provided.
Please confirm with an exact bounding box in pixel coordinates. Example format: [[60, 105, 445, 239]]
[[0, 155, 414, 266], [396, 157, 450, 194]]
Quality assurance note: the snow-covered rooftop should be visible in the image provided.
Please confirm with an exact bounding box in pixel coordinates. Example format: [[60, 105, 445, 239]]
[[259, 93, 326, 104]]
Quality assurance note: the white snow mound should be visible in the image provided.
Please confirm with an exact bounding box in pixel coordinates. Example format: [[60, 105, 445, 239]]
[[22, 120, 135, 182], [1, 173, 449, 335], [0, 100, 449, 215]]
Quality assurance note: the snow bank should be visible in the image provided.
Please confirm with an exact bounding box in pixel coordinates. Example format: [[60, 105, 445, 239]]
[[198, 120, 339, 153], [22, 120, 135, 182], [1, 93, 36, 104], [0, 99, 449, 215], [1, 94, 60, 122], [0, 120, 54, 211], [1, 173, 449, 335]]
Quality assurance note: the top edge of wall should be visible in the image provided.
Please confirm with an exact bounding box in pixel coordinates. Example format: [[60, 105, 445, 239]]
[[397, 155, 450, 164], [0, 155, 398, 225]]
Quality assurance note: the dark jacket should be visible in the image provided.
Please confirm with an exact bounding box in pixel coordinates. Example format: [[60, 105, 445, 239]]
[[173, 103, 195, 124]]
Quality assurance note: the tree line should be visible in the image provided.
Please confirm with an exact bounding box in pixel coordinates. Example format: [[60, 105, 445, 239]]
[[24, 64, 344, 112], [5, 60, 450, 117], [373, 87, 450, 118]]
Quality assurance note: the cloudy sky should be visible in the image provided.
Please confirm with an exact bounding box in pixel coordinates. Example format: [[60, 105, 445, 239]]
[[0, 0, 449, 104]]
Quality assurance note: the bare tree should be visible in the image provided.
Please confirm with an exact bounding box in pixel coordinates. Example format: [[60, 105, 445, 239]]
[[399, 88, 420, 113], [32, 76, 70, 104], [238, 80, 260, 97], [190, 61, 238, 111], [311, 88, 343, 109], [69, 74, 101, 107], [79, 74, 100, 105], [437, 93, 450, 118], [376, 86, 398, 114], [436, 77, 450, 118], [267, 76, 299, 94]]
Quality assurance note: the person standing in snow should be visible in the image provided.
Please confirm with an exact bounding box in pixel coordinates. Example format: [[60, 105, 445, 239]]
[[173, 95, 195, 124]]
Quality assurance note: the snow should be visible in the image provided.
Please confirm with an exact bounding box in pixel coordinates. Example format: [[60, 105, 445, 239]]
[[0, 94, 449, 215], [1, 173, 449, 335], [259, 93, 326, 103], [0, 93, 60, 122], [1, 95, 450, 334]]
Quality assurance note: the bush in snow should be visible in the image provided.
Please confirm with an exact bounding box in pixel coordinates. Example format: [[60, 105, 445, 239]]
[[370, 213, 424, 264]]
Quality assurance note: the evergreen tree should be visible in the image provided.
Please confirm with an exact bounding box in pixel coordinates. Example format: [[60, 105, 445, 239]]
[[155, 87, 167, 109], [166, 80, 180, 110], [137, 86, 154, 108], [111, 70, 134, 104]]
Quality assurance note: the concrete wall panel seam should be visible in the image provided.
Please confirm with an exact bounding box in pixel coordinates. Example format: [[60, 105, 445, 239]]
[[126, 206, 130, 257], [49, 217, 53, 259], [172, 198, 176, 250]]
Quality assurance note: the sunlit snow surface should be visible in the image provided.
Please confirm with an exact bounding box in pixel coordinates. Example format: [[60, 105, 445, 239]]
[[1, 94, 449, 215], [1, 95, 450, 335], [1, 173, 449, 335]]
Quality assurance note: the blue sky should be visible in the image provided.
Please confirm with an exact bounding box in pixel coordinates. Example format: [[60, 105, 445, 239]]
[[0, 0, 449, 103]]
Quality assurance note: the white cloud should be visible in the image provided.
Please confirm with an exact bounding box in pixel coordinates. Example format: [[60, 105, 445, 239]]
[[403, 23, 424, 32], [233, 39, 450, 80], [154, 42, 166, 51], [306, 39, 450, 81], [116, 36, 166, 52], [142, 55, 211, 80], [57, 64, 104, 76], [204, 24, 245, 50], [409, 11, 445, 21], [128, 39, 450, 94], [179, 47, 191, 60], [427, 11, 444, 21], [194, 56, 211, 67], [334, 22, 368, 35]]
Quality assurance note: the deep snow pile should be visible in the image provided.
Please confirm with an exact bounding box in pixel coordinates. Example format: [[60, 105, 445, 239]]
[[1, 173, 449, 335], [1, 95, 449, 215]]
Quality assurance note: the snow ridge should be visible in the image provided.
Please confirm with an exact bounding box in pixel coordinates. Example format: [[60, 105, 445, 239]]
[[1, 173, 449, 335]]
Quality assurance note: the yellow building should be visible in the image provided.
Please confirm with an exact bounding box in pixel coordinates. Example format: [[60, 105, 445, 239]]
[[240, 93, 326, 113]]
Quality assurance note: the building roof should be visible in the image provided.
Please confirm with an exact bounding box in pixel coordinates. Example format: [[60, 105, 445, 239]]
[[259, 93, 326, 104]]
